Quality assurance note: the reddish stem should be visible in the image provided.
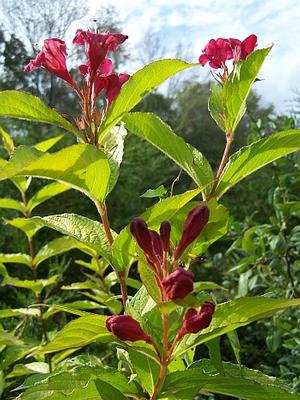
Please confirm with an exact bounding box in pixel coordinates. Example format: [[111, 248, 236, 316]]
[[207, 132, 234, 200]]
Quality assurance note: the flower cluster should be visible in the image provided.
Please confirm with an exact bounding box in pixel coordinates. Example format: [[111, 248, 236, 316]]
[[105, 205, 215, 345], [25, 29, 130, 144], [199, 34, 257, 81]]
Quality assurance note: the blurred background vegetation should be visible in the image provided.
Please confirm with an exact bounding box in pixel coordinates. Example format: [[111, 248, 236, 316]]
[[0, 1, 299, 398]]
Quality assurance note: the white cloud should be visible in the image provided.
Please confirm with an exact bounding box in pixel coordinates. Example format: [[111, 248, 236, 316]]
[[87, 0, 300, 112]]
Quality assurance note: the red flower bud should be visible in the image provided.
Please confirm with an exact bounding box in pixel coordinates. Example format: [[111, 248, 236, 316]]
[[160, 221, 171, 252], [162, 267, 194, 300], [150, 230, 163, 261], [178, 301, 215, 338], [106, 315, 152, 344], [173, 205, 209, 260], [130, 218, 155, 260]]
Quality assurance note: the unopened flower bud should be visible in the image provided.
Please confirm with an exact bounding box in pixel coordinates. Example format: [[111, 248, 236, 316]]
[[130, 218, 154, 259], [106, 315, 152, 344], [150, 230, 163, 261], [173, 205, 209, 260], [162, 267, 194, 300], [178, 301, 215, 338], [160, 221, 171, 252]]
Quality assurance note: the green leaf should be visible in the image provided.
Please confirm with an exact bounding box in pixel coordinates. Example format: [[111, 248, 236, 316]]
[[33, 135, 64, 152], [16, 367, 140, 400], [112, 188, 202, 272], [27, 182, 71, 212], [208, 83, 225, 133], [123, 112, 214, 193], [227, 330, 241, 366], [101, 123, 127, 194], [36, 315, 112, 354], [0, 144, 110, 202], [0, 127, 14, 154], [168, 198, 229, 258], [216, 129, 300, 198], [206, 337, 224, 375], [174, 296, 300, 357], [0, 90, 82, 139], [7, 362, 49, 378], [34, 236, 84, 267], [94, 380, 128, 400], [128, 348, 160, 396], [0, 253, 32, 267], [141, 184, 167, 199], [0, 308, 40, 319], [223, 47, 272, 134], [99, 59, 197, 137], [194, 281, 225, 291], [161, 360, 300, 400], [0, 265, 58, 295], [5, 217, 43, 239], [33, 213, 113, 263], [0, 198, 25, 212]]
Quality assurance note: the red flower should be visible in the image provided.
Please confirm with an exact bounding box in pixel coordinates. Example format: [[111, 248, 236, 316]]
[[106, 315, 152, 344], [229, 34, 257, 61], [24, 38, 76, 88], [178, 301, 215, 338], [199, 38, 233, 69], [73, 29, 128, 77], [173, 205, 209, 260], [162, 267, 194, 300]]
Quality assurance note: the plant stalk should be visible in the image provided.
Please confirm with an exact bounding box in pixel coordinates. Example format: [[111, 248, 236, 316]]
[[207, 132, 234, 200]]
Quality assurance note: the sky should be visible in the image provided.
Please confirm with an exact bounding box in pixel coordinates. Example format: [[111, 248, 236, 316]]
[[85, 0, 300, 113]]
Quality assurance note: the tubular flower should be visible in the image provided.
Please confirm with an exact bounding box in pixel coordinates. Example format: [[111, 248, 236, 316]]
[[198, 38, 233, 69], [106, 315, 152, 344], [229, 34, 257, 61], [24, 38, 76, 89], [130, 217, 156, 262], [73, 29, 128, 77], [178, 301, 215, 338], [160, 221, 171, 252], [173, 205, 209, 260], [162, 267, 194, 300]]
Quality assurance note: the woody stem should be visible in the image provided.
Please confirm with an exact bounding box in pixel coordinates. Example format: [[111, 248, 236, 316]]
[[150, 314, 169, 400], [94, 200, 128, 307]]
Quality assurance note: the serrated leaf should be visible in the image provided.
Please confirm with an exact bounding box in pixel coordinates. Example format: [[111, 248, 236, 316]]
[[99, 59, 197, 138], [0, 90, 82, 139], [0, 127, 14, 155], [216, 129, 300, 198], [5, 217, 43, 239], [174, 296, 300, 357], [0, 253, 31, 267], [15, 367, 140, 400], [0, 198, 25, 212], [34, 236, 88, 267], [128, 348, 160, 396], [0, 144, 111, 202], [123, 112, 214, 193], [0, 308, 40, 319], [33, 135, 64, 152], [94, 380, 128, 399], [27, 182, 71, 212], [101, 124, 127, 194], [141, 184, 167, 199], [161, 360, 300, 400], [33, 214, 112, 263], [36, 315, 112, 354], [223, 47, 272, 134]]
